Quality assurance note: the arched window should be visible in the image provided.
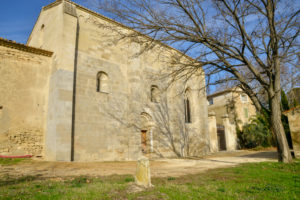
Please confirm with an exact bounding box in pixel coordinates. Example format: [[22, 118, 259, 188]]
[[96, 72, 109, 93], [184, 89, 192, 123], [151, 85, 160, 103]]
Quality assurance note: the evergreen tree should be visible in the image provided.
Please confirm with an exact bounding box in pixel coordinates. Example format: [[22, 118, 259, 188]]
[[281, 90, 290, 111]]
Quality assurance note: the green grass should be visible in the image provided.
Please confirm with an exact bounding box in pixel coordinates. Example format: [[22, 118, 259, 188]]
[[0, 160, 299, 200], [0, 158, 28, 165]]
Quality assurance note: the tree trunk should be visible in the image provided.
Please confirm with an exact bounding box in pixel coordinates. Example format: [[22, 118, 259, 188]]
[[270, 93, 293, 163]]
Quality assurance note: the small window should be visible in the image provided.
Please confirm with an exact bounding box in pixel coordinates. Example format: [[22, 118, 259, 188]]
[[39, 24, 45, 47], [208, 98, 214, 105], [151, 85, 160, 103], [96, 72, 109, 93], [241, 94, 248, 102], [244, 108, 249, 118]]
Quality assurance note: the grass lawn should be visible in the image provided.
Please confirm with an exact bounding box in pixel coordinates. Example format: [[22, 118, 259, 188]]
[[0, 158, 27, 166], [0, 160, 299, 200]]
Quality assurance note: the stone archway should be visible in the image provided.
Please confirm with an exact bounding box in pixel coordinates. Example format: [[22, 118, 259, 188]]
[[140, 112, 154, 154]]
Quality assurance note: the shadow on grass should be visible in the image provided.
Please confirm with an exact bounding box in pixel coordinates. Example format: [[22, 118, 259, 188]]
[[238, 151, 277, 159], [0, 174, 136, 188], [0, 175, 41, 187], [0, 158, 29, 165]]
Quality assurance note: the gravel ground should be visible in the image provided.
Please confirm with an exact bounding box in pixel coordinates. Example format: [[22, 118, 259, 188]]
[[0, 150, 277, 179]]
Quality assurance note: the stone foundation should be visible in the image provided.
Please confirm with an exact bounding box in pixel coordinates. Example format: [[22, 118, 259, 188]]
[[0, 128, 43, 157]]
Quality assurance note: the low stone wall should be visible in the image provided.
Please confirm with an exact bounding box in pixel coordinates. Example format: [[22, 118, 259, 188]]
[[0, 128, 43, 157], [284, 106, 300, 158]]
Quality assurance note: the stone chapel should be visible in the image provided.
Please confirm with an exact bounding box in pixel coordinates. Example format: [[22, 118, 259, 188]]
[[0, 0, 210, 161]]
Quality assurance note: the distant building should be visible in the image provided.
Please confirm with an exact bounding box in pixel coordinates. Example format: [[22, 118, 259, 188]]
[[207, 88, 257, 151], [207, 88, 257, 129]]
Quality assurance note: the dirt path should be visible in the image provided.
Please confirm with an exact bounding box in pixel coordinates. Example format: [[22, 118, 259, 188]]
[[0, 150, 277, 179]]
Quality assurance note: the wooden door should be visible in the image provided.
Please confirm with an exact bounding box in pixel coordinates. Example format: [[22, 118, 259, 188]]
[[141, 130, 147, 153]]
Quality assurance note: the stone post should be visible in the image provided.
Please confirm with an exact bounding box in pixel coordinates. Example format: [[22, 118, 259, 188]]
[[208, 111, 218, 153], [135, 156, 152, 187], [222, 114, 237, 151]]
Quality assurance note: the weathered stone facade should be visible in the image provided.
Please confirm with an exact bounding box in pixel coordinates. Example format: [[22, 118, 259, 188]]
[[0, 40, 52, 156], [0, 0, 210, 161]]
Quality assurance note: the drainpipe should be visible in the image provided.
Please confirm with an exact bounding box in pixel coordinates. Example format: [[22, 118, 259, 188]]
[[71, 21, 79, 162]]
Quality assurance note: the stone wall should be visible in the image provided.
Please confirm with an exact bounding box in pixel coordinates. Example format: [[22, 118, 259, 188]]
[[15, 0, 210, 161], [69, 7, 209, 161], [0, 43, 52, 157], [27, 1, 78, 161], [0, 128, 43, 156], [284, 106, 300, 158]]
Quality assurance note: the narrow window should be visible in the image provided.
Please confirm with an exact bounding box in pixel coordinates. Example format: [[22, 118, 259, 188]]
[[151, 85, 160, 103], [96, 72, 109, 93], [184, 89, 192, 123], [208, 98, 214, 105], [184, 98, 191, 123]]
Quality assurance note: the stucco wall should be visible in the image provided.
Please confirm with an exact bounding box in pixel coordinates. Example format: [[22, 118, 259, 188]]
[[0, 45, 52, 156]]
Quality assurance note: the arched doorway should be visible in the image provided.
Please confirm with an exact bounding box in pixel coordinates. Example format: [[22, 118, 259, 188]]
[[140, 112, 154, 154]]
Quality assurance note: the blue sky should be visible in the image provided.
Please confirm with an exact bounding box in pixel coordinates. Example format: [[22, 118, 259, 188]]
[[0, 0, 89, 44]]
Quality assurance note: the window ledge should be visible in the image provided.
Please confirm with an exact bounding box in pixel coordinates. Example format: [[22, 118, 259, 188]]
[[97, 91, 110, 94]]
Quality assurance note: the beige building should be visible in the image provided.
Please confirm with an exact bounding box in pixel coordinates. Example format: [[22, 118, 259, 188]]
[[207, 88, 256, 151], [0, 0, 210, 161]]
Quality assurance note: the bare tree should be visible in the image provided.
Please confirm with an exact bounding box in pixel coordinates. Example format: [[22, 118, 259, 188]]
[[93, 0, 300, 162], [149, 95, 194, 157]]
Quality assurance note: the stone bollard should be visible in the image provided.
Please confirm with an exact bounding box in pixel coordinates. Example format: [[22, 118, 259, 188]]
[[135, 156, 152, 187]]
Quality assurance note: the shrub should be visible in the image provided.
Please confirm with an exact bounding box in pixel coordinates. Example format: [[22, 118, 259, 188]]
[[238, 114, 274, 148]]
